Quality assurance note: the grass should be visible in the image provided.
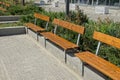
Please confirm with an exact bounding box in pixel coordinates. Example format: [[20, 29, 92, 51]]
[[0, 22, 23, 28]]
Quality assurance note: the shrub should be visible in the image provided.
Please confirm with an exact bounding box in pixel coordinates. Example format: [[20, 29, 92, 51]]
[[0, 10, 10, 16], [7, 5, 24, 15], [68, 9, 88, 25]]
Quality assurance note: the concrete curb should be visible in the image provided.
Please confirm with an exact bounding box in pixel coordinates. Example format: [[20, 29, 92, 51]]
[[0, 16, 20, 23], [0, 26, 26, 36]]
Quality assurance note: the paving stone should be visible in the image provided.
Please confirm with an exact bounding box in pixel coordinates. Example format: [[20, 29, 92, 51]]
[[0, 34, 83, 80]]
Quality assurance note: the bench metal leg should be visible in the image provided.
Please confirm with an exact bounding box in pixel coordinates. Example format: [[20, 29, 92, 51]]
[[82, 62, 84, 76], [64, 50, 67, 63], [44, 37, 46, 48], [96, 41, 101, 55], [26, 27, 28, 34], [37, 33, 39, 41]]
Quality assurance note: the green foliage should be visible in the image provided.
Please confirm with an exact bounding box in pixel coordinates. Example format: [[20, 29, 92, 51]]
[[0, 22, 22, 27], [20, 14, 34, 23], [23, 4, 44, 14], [8, 5, 24, 15], [68, 9, 88, 25], [7, 4, 43, 15], [99, 45, 120, 66], [0, 10, 10, 16]]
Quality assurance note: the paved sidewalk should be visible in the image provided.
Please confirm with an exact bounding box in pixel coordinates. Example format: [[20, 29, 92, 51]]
[[0, 35, 83, 80]]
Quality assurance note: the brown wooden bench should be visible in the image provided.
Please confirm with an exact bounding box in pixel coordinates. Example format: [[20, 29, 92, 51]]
[[25, 13, 50, 33], [0, 1, 2, 5], [0, 2, 10, 7], [2, 2, 10, 7], [0, 7, 6, 12], [0, 2, 10, 12], [4, 3, 10, 7], [41, 18, 85, 62], [75, 31, 120, 80]]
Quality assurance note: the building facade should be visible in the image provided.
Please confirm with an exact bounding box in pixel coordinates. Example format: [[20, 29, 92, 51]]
[[69, 0, 120, 6]]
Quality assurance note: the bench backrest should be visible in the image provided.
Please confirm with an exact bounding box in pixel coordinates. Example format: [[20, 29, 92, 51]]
[[34, 13, 50, 30], [93, 31, 120, 55], [53, 18, 84, 34], [34, 13, 50, 22], [53, 18, 85, 45]]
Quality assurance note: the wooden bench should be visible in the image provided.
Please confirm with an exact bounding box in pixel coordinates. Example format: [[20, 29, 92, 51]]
[[0, 2, 10, 7], [4, 3, 10, 7], [0, 2, 10, 12], [0, 2, 2, 5], [41, 18, 85, 62], [25, 13, 50, 40], [75, 31, 120, 80], [25, 13, 50, 32], [0, 7, 6, 12]]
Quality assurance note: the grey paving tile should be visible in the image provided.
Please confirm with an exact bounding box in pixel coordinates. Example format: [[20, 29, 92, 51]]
[[0, 34, 82, 80]]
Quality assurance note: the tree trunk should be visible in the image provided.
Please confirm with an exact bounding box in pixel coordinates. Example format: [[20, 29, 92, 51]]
[[119, 0, 120, 7], [92, 0, 94, 5], [22, 0, 25, 6], [96, 0, 99, 5], [66, 0, 70, 16]]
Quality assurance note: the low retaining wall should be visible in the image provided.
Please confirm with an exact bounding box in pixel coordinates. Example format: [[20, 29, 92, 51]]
[[0, 16, 20, 23], [0, 26, 26, 36]]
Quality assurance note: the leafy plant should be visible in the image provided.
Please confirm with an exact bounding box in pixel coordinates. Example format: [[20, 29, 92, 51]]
[[8, 5, 24, 15]]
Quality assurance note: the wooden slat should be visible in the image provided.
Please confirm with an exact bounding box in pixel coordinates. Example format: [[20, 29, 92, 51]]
[[75, 51, 120, 80], [25, 23, 45, 32], [71, 24, 85, 34], [34, 13, 50, 22], [93, 31, 120, 49], [53, 19, 72, 30], [41, 32, 79, 50], [53, 19, 85, 34]]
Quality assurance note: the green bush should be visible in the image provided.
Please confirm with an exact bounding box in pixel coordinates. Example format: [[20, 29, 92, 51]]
[[0, 10, 10, 16], [7, 4, 43, 15], [8, 5, 24, 15]]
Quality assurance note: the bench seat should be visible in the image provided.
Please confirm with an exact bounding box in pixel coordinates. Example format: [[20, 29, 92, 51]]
[[25, 23, 45, 32], [75, 51, 120, 80], [41, 32, 79, 50]]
